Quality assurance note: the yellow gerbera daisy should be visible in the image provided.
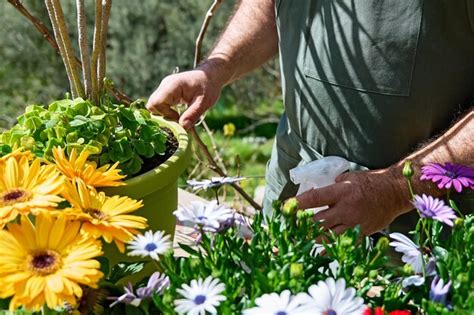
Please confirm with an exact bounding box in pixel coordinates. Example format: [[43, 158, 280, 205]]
[[0, 214, 104, 311], [0, 155, 63, 227], [0, 148, 34, 164], [62, 179, 147, 252], [53, 147, 125, 188]]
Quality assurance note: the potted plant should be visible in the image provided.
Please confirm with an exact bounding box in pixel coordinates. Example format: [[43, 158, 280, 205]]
[[1, 1, 190, 256]]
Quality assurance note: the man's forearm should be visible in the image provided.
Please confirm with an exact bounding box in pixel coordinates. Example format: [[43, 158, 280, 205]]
[[200, 0, 278, 85], [389, 109, 474, 212]]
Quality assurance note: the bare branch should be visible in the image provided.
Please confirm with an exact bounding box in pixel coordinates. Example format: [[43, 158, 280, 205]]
[[7, 0, 133, 105], [190, 128, 262, 210], [91, 0, 103, 104], [76, 0, 92, 98], [194, 0, 223, 68], [98, 0, 112, 93], [44, 0, 78, 98], [51, 0, 85, 98], [189, 0, 262, 210]]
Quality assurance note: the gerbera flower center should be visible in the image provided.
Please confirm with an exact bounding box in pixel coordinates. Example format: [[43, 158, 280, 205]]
[[276, 312, 288, 315], [85, 208, 107, 220], [323, 310, 337, 315], [194, 294, 206, 305], [145, 243, 158, 252], [196, 215, 207, 221], [27, 250, 62, 275], [0, 189, 31, 205]]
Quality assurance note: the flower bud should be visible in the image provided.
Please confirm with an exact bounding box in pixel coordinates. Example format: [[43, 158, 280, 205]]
[[290, 263, 304, 279], [353, 266, 365, 278], [402, 160, 414, 178], [282, 198, 299, 216], [375, 237, 389, 252]]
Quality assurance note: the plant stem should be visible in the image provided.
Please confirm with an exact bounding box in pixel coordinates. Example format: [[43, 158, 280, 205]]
[[76, 0, 92, 98]]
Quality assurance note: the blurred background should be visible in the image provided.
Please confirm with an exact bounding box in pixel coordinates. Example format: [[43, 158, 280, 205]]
[[0, 0, 284, 202]]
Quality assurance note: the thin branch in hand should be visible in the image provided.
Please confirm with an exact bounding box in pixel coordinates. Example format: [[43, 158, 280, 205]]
[[194, 0, 223, 68], [190, 0, 262, 210], [98, 0, 112, 93], [76, 0, 92, 98]]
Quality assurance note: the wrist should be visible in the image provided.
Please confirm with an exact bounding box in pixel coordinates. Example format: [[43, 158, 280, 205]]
[[383, 163, 414, 215], [197, 55, 236, 86]]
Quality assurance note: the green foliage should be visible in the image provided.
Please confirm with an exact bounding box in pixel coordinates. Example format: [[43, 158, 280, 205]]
[[0, 97, 168, 176]]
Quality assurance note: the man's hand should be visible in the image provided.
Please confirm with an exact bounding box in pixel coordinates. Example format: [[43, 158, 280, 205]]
[[146, 63, 225, 130], [295, 168, 411, 235]]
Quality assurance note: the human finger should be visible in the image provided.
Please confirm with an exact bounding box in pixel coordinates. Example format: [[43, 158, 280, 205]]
[[294, 184, 341, 210], [179, 95, 212, 130]]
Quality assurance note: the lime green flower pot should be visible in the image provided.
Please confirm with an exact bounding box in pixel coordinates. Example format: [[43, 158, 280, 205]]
[[101, 116, 191, 267]]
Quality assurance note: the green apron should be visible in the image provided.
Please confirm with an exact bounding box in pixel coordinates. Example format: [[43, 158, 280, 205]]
[[264, 0, 474, 227]]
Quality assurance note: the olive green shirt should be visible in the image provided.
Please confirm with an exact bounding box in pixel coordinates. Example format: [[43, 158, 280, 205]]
[[264, 0, 474, 219]]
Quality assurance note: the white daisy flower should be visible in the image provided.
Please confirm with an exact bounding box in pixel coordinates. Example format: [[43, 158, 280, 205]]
[[127, 230, 172, 261], [389, 232, 424, 274], [187, 176, 246, 191], [174, 200, 234, 232], [243, 290, 311, 315], [174, 276, 226, 315], [402, 275, 425, 288], [301, 277, 365, 315]]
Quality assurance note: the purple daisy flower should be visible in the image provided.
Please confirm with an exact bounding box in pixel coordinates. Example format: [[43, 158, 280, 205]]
[[421, 162, 474, 193], [412, 194, 457, 226], [430, 276, 451, 306]]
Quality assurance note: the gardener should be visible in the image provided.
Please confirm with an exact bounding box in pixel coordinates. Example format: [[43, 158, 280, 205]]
[[147, 0, 474, 235]]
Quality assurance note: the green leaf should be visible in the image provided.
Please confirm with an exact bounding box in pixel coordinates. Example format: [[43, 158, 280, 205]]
[[178, 243, 200, 257], [69, 115, 90, 127]]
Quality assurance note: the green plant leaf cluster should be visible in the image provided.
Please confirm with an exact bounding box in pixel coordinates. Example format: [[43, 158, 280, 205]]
[[0, 97, 168, 176]]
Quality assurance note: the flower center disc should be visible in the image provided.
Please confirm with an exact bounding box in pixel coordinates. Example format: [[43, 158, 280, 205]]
[[323, 310, 337, 315], [85, 208, 107, 220], [0, 189, 30, 205], [194, 294, 206, 305], [28, 250, 62, 275]]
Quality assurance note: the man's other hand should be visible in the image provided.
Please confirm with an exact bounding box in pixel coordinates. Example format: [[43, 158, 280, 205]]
[[294, 169, 410, 236]]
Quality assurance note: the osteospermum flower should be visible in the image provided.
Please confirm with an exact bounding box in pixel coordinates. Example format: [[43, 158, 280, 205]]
[[430, 276, 451, 306], [53, 147, 125, 188], [412, 194, 457, 226], [127, 230, 172, 261], [243, 290, 311, 315], [62, 179, 147, 252], [389, 233, 424, 274], [110, 272, 170, 307], [0, 155, 63, 227], [0, 215, 103, 311], [300, 277, 366, 315], [174, 201, 234, 233], [174, 276, 226, 315], [187, 176, 246, 191], [421, 162, 474, 192]]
